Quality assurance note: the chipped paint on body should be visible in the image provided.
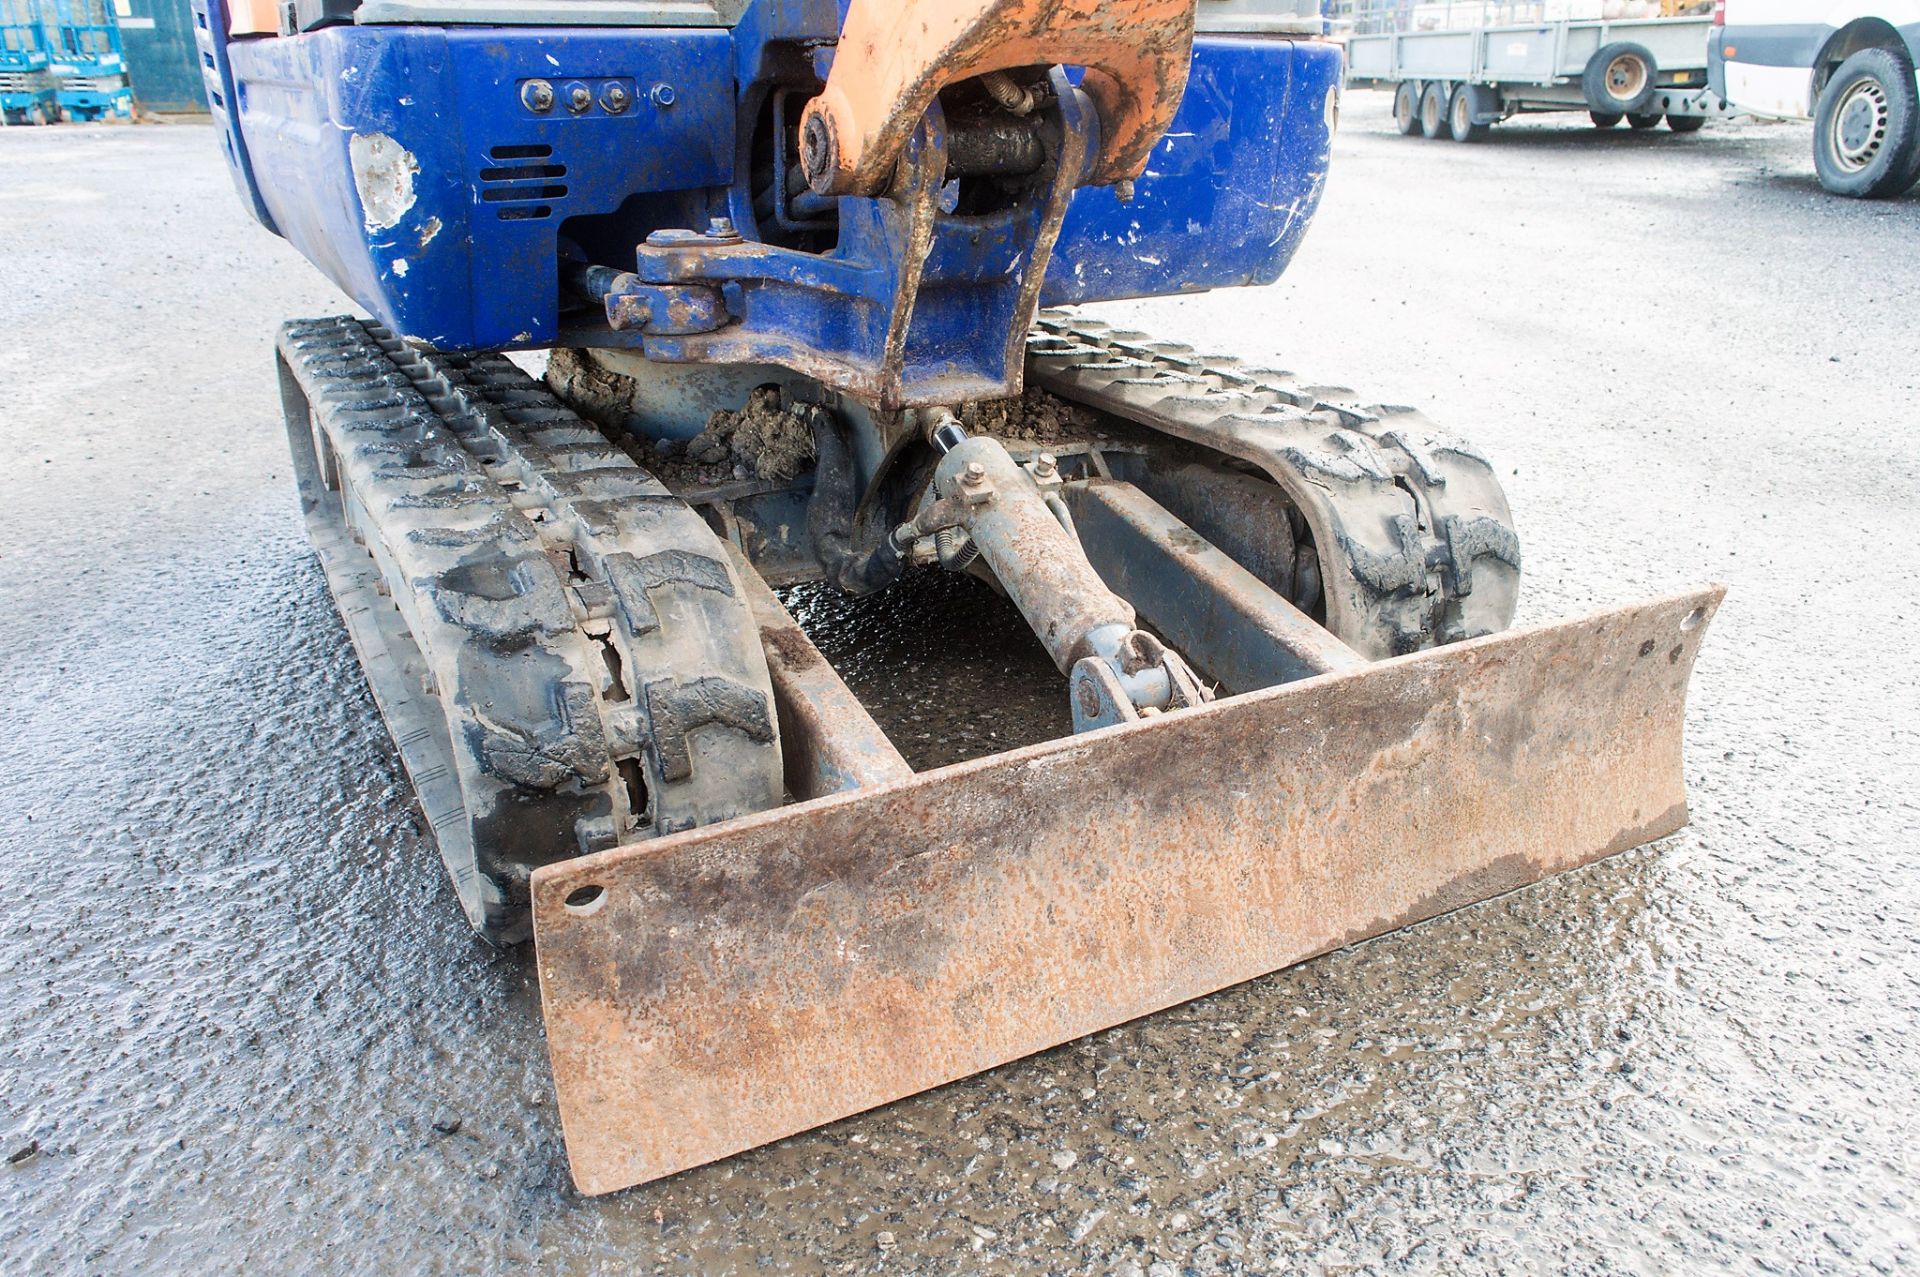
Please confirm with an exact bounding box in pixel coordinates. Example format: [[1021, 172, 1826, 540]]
[[348, 132, 419, 234]]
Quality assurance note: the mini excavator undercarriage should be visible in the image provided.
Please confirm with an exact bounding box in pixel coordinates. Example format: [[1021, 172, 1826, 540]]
[[207, 0, 1720, 1193]]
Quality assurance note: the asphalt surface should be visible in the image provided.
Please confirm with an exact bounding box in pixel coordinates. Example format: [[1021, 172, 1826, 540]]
[[2, 92, 1917, 1274]]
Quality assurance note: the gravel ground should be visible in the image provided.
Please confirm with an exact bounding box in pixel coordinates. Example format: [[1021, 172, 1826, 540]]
[[1, 92, 1916, 1274]]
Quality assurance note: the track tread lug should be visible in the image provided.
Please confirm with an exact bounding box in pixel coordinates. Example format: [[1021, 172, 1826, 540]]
[[1028, 317, 1522, 659]]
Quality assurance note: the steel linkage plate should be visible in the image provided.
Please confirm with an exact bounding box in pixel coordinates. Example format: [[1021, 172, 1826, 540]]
[[534, 586, 1723, 1195]]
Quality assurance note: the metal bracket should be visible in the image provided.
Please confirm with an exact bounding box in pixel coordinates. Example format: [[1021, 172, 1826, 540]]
[[797, 0, 1197, 196]]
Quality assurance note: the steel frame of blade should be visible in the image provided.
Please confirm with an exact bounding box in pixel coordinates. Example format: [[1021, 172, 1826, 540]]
[[533, 586, 1724, 1196]]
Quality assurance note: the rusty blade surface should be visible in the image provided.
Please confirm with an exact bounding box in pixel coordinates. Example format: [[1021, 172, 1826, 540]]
[[534, 586, 1724, 1196]]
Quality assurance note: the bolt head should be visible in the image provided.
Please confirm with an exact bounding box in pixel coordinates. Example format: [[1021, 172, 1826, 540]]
[[800, 110, 840, 195], [567, 83, 592, 114], [600, 82, 630, 114], [650, 82, 677, 108], [962, 461, 987, 484], [1035, 452, 1058, 475], [706, 216, 737, 238], [521, 79, 554, 113]]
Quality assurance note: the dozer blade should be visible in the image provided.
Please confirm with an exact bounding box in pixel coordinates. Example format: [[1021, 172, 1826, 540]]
[[533, 585, 1723, 1195]]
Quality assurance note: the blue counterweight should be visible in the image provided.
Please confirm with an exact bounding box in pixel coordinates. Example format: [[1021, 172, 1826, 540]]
[[204, 0, 1338, 402]]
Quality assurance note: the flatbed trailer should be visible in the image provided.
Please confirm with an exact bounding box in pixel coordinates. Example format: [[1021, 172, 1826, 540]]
[[1344, 1, 1732, 140]]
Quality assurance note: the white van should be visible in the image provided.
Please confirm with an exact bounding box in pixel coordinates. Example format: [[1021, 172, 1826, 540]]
[[1710, 1, 1920, 196]]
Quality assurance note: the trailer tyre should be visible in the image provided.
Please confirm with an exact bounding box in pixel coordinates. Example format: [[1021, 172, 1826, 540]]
[[1583, 42, 1659, 116], [1394, 81, 1424, 136], [1590, 110, 1623, 128], [1420, 82, 1453, 140], [1449, 84, 1490, 142], [1811, 47, 1920, 199], [1627, 112, 1662, 130], [1666, 112, 1707, 133]]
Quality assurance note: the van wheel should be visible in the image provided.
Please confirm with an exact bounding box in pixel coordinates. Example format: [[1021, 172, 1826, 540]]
[[1590, 111, 1623, 128], [1812, 47, 1920, 198], [1583, 42, 1658, 116], [1394, 81, 1424, 136], [1666, 113, 1707, 133], [1420, 82, 1452, 140]]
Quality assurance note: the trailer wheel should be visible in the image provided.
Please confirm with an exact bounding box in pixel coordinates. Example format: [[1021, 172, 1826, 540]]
[[1590, 110, 1623, 128], [1420, 82, 1453, 140], [1394, 81, 1424, 136], [25, 103, 46, 126], [1583, 42, 1658, 116], [1627, 112, 1662, 130], [1448, 85, 1489, 142], [1812, 47, 1920, 199], [1666, 113, 1707, 133]]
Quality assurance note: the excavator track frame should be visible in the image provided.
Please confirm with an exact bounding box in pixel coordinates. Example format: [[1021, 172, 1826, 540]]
[[275, 312, 1723, 1198]]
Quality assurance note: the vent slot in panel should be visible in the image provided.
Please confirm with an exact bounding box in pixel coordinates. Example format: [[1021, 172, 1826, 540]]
[[481, 145, 566, 221]]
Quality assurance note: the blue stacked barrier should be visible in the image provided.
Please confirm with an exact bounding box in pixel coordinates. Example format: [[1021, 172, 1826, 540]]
[[44, 0, 129, 120], [0, 0, 59, 123]]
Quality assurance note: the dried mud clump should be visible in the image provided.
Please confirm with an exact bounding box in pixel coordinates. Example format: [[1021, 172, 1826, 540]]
[[957, 387, 1095, 443], [684, 385, 818, 482], [544, 347, 641, 428]]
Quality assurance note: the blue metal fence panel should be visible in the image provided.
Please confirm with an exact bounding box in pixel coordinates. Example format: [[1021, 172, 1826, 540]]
[[121, 0, 203, 111]]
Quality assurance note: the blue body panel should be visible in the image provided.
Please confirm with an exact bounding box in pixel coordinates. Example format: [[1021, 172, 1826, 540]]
[[1045, 39, 1331, 306], [228, 24, 733, 348], [212, 5, 1337, 395]]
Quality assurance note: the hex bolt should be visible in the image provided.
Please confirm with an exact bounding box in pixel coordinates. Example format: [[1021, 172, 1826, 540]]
[[567, 83, 593, 114], [521, 79, 555, 113], [962, 461, 987, 486], [1033, 452, 1058, 479], [650, 82, 676, 108], [706, 216, 736, 238], [600, 82, 630, 114], [1114, 178, 1136, 203]]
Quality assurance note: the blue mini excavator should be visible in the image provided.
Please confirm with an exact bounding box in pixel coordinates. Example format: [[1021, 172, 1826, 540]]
[[200, 0, 1721, 1194]]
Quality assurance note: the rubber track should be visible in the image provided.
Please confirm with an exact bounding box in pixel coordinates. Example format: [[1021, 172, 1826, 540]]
[[278, 317, 781, 944], [1028, 313, 1521, 659]]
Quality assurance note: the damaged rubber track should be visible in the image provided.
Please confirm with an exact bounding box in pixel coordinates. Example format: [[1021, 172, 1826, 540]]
[[275, 317, 781, 944], [1028, 313, 1523, 659]]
